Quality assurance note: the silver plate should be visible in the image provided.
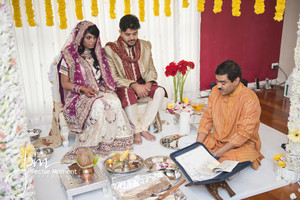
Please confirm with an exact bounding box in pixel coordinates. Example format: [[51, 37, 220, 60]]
[[28, 128, 41, 141], [34, 147, 53, 161], [160, 135, 184, 149], [145, 156, 178, 172], [104, 154, 144, 174]]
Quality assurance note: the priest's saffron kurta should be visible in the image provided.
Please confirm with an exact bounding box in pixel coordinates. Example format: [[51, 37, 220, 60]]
[[198, 83, 264, 170]]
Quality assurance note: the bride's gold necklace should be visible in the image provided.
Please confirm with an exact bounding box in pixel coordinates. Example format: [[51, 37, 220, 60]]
[[82, 49, 92, 59]]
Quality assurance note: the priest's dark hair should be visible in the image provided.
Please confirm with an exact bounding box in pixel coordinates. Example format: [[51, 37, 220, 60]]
[[215, 60, 242, 82]]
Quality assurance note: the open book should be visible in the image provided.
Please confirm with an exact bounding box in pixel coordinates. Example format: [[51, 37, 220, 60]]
[[175, 145, 239, 181]]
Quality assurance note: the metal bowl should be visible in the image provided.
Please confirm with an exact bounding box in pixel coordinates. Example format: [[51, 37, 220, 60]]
[[160, 169, 182, 180], [34, 147, 53, 161], [28, 129, 41, 141]]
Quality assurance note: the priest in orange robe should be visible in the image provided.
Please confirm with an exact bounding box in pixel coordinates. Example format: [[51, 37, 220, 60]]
[[197, 60, 264, 170]]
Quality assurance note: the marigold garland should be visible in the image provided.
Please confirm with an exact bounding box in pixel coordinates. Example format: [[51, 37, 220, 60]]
[[124, 0, 131, 15], [139, 0, 145, 22], [274, 0, 286, 22], [75, 0, 83, 20], [232, 0, 241, 17], [197, 0, 205, 12], [11, 0, 22, 27], [254, 0, 265, 15], [109, 0, 116, 19], [57, 0, 67, 29], [153, 0, 159, 16], [44, 0, 54, 26], [182, 0, 189, 8], [25, 0, 36, 26], [91, 0, 99, 17], [213, 0, 222, 14], [164, 0, 171, 17]]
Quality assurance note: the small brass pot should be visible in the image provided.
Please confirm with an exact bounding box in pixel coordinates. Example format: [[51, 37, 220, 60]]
[[79, 167, 94, 181]]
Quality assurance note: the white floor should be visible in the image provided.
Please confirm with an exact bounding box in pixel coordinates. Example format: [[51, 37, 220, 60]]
[[33, 111, 290, 200]]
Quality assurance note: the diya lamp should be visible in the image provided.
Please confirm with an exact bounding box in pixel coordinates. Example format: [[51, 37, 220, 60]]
[[76, 148, 99, 181]]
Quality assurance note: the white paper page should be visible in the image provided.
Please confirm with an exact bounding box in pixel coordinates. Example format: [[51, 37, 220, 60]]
[[175, 145, 220, 181], [213, 160, 239, 173]]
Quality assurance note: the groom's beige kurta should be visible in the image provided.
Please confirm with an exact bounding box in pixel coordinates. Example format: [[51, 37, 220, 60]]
[[104, 39, 157, 89]]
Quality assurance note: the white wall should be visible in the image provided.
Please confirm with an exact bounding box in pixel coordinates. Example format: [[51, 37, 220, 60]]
[[279, 0, 300, 82]]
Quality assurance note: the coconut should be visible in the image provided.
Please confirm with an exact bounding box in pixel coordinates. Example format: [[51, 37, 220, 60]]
[[76, 148, 94, 169]]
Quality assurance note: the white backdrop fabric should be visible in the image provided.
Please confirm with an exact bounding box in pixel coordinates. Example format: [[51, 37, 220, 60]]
[[10, 0, 201, 123]]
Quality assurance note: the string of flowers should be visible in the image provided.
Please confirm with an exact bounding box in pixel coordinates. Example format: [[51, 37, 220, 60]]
[[24, 0, 36, 26], [91, 0, 99, 17], [164, 0, 171, 17], [165, 60, 195, 103], [139, 0, 145, 22], [57, 0, 67, 29], [182, 0, 189, 8], [0, 2, 34, 198], [44, 0, 54, 26], [213, 0, 223, 14], [254, 0, 265, 15], [232, 0, 241, 17], [11, 0, 22, 27], [197, 0, 205, 12], [287, 19, 300, 137], [75, 0, 83, 20], [153, 0, 159, 16], [274, 0, 286, 22], [124, 0, 131, 15], [109, 0, 116, 19]]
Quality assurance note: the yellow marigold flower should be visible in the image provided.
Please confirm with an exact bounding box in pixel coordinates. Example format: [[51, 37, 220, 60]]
[[153, 0, 159, 16], [167, 102, 175, 109], [124, 0, 131, 15], [45, 0, 54, 26], [139, 0, 145, 22], [273, 153, 284, 161], [274, 0, 286, 22], [110, 0, 116, 19], [91, 0, 99, 17], [213, 0, 223, 14], [232, 0, 241, 17], [12, 0, 22, 27], [182, 0, 189, 8], [197, 0, 205, 12], [277, 161, 286, 168], [165, 0, 171, 17], [182, 97, 189, 104], [254, 0, 265, 15]]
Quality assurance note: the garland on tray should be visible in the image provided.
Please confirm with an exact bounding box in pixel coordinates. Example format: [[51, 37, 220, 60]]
[[139, 0, 145, 22], [164, 0, 171, 17], [197, 0, 205, 12], [57, 0, 67, 29], [0, 1, 34, 198], [153, 0, 159, 16], [91, 0, 99, 17], [109, 0, 116, 19], [44, 0, 54, 26], [124, 0, 131, 15], [24, 0, 36, 26], [254, 0, 265, 15], [75, 0, 83, 20]]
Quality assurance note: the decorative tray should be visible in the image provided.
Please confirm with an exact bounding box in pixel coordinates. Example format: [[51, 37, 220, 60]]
[[104, 153, 144, 174], [145, 156, 178, 171], [160, 134, 185, 149]]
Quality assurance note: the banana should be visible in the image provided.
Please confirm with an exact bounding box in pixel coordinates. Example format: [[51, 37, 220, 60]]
[[119, 149, 130, 162]]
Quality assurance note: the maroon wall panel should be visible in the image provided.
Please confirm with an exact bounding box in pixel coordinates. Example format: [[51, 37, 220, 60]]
[[200, 0, 283, 90]]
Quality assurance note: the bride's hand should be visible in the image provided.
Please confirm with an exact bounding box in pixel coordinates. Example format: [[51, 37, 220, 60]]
[[80, 87, 96, 97]]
